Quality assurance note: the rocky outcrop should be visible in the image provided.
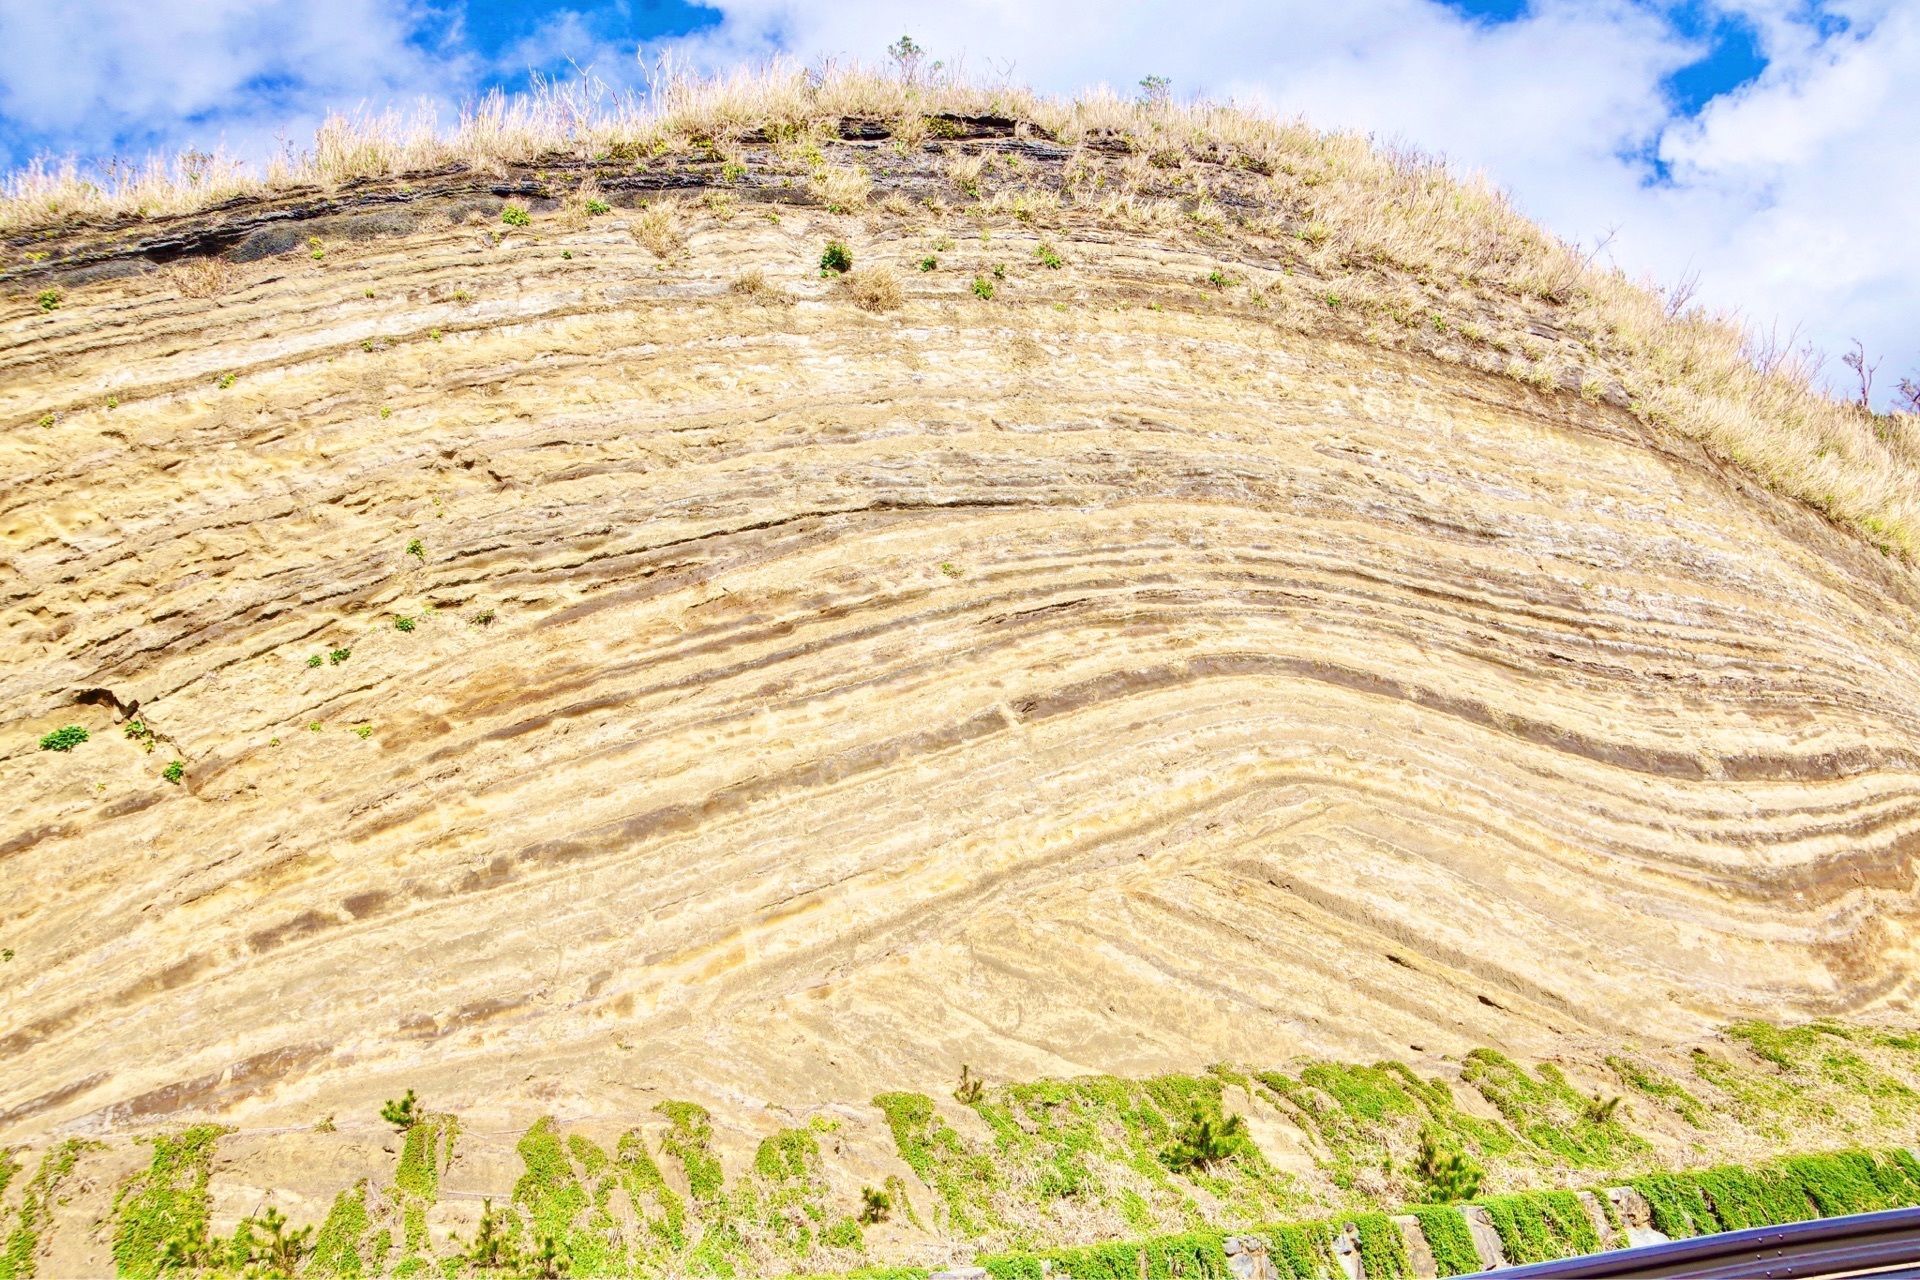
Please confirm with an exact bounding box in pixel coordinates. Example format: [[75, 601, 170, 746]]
[[2, 130, 1919, 1271]]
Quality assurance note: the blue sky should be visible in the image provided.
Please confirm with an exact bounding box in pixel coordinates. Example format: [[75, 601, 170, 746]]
[[1, 0, 1915, 402]]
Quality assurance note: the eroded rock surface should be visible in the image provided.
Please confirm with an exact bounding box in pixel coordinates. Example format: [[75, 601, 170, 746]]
[[2, 168, 1919, 1243]]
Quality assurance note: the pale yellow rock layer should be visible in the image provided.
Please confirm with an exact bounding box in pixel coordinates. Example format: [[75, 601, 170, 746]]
[[2, 200, 1919, 1149]]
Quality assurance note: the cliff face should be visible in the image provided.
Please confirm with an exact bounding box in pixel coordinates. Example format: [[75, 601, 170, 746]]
[[3, 123, 1920, 1273]]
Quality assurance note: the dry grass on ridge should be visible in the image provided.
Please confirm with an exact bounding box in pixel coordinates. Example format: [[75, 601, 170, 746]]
[[4, 60, 1917, 559]]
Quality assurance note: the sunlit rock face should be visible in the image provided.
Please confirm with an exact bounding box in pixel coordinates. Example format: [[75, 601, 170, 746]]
[[2, 142, 1918, 1270]]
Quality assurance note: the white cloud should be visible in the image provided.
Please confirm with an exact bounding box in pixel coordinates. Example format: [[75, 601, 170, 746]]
[[0, 0, 470, 161], [642, 0, 1920, 399], [0, 0, 1913, 398]]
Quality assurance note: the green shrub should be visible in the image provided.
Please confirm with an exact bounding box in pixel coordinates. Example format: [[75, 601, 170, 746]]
[[1161, 1106, 1249, 1172], [820, 240, 853, 274], [918, 255, 938, 271], [1035, 244, 1064, 269], [38, 725, 88, 751], [306, 654, 323, 668], [329, 647, 351, 665], [36, 289, 59, 311], [381, 1089, 419, 1131], [230, 1206, 313, 1276], [1417, 1127, 1484, 1201], [971, 275, 994, 300], [585, 198, 611, 216], [501, 204, 531, 227], [162, 760, 184, 784], [393, 615, 416, 632]]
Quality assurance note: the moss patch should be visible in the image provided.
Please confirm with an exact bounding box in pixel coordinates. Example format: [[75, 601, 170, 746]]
[[310, 1184, 371, 1278], [111, 1125, 225, 1279], [872, 1092, 1001, 1236], [1412, 1204, 1481, 1277], [1473, 1190, 1600, 1264], [1258, 1060, 1513, 1202], [1462, 1052, 1645, 1169], [1, 1141, 94, 1280]]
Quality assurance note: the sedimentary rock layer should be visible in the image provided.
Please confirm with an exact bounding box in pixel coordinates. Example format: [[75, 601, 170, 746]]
[[3, 177, 1920, 1161]]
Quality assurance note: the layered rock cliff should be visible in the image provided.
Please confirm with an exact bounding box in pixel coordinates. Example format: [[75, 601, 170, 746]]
[[3, 108, 1919, 1275]]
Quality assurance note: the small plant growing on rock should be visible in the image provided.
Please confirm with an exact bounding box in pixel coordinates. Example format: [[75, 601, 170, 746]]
[[328, 648, 350, 665], [472, 609, 496, 626], [1415, 1126, 1484, 1201], [354, 725, 373, 740], [954, 1063, 985, 1104], [125, 720, 157, 751], [820, 240, 853, 275], [465, 1200, 519, 1272], [39, 725, 88, 752], [1585, 1092, 1623, 1125], [970, 275, 994, 301], [380, 1088, 420, 1131], [232, 1205, 313, 1278], [530, 1233, 570, 1279], [1160, 1106, 1247, 1172], [728, 268, 784, 302], [394, 615, 417, 632], [106, 395, 119, 409], [37, 412, 54, 428], [309, 237, 326, 260], [842, 267, 903, 313], [36, 289, 60, 311], [859, 1185, 891, 1224], [217, 372, 237, 389], [940, 562, 962, 578], [306, 654, 323, 668], [308, 721, 323, 732], [406, 538, 424, 559], [584, 198, 611, 216], [162, 759, 185, 785], [918, 255, 938, 272], [501, 204, 531, 227], [812, 163, 872, 212], [1035, 243, 1064, 269]]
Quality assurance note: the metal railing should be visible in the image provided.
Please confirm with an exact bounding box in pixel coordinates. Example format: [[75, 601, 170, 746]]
[[1465, 1206, 1920, 1278]]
